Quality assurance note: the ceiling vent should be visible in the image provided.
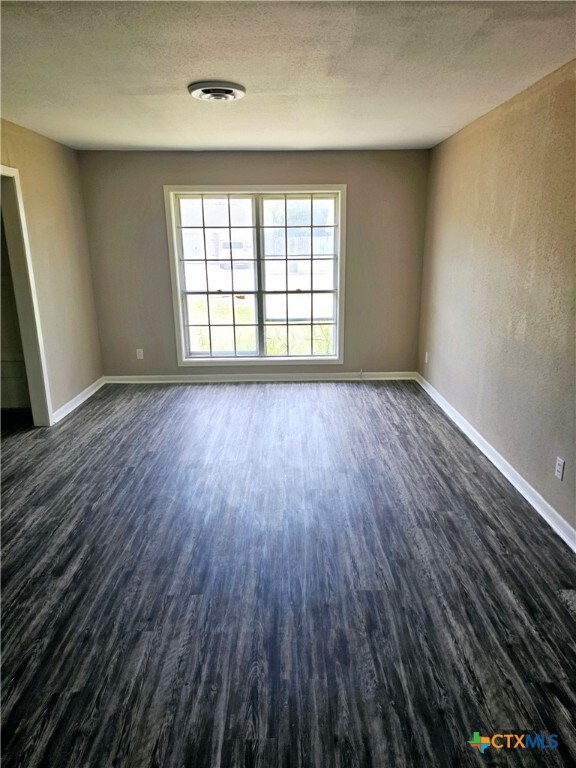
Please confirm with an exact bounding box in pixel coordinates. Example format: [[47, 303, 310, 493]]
[[188, 81, 246, 102]]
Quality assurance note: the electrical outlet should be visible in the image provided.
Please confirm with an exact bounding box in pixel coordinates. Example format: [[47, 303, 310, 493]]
[[425, 352, 428, 364], [136, 348, 144, 360], [555, 457, 565, 481]]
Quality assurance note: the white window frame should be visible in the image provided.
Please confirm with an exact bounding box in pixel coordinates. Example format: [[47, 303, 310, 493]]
[[164, 184, 346, 366]]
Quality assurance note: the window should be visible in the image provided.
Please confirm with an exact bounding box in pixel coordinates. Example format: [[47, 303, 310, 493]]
[[164, 185, 346, 365]]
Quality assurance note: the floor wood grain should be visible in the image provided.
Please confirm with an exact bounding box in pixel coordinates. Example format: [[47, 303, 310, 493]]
[[2, 382, 575, 767]]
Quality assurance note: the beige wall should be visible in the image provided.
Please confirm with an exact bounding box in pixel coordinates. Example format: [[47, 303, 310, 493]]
[[418, 62, 575, 527], [1, 120, 102, 411], [78, 150, 429, 375]]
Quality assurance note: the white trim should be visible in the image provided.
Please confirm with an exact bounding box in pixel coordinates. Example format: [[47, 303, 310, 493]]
[[164, 188, 187, 365], [415, 374, 576, 554], [1, 166, 53, 426], [168, 355, 342, 367], [164, 185, 348, 194], [47, 373, 416, 423], [163, 185, 346, 366], [103, 371, 417, 385], [50, 377, 106, 425], [336, 186, 346, 365]]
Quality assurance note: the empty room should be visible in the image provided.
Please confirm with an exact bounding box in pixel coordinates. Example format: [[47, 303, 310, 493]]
[[1, 1, 575, 766]]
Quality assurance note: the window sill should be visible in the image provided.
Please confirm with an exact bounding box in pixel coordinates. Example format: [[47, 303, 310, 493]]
[[177, 355, 342, 367]]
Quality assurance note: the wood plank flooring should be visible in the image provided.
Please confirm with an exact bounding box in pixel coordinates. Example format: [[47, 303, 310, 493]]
[[2, 381, 575, 768]]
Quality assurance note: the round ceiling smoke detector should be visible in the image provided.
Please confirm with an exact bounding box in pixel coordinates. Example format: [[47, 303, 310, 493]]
[[188, 81, 246, 102]]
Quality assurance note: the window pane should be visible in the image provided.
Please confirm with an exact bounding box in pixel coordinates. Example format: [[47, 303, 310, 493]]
[[313, 324, 334, 355], [207, 262, 232, 291], [234, 294, 256, 324], [265, 293, 287, 322], [229, 196, 253, 227], [265, 324, 287, 356], [288, 293, 311, 321], [264, 260, 286, 291], [312, 227, 335, 256], [313, 195, 335, 226], [186, 294, 209, 325], [287, 260, 311, 291], [286, 195, 311, 226], [209, 294, 233, 324], [205, 228, 231, 260], [180, 197, 203, 227], [181, 229, 205, 260], [287, 227, 311, 257], [183, 262, 207, 291], [312, 259, 334, 290], [232, 262, 257, 292], [262, 197, 285, 226], [188, 326, 210, 354], [236, 325, 258, 355], [313, 293, 334, 322], [288, 324, 312, 356], [230, 228, 255, 260], [203, 196, 229, 227], [263, 228, 286, 257], [211, 326, 235, 355]]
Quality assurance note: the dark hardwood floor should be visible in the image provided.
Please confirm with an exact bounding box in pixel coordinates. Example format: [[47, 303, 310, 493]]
[[2, 382, 575, 768]]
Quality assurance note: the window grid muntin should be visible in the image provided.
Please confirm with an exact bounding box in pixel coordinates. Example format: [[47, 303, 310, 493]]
[[177, 192, 339, 359]]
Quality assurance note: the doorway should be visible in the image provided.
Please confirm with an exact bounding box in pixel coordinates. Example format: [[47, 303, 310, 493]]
[[1, 212, 32, 431], [1, 166, 52, 426]]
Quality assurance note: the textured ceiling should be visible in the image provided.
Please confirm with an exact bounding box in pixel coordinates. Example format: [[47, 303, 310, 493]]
[[1, 1, 575, 150]]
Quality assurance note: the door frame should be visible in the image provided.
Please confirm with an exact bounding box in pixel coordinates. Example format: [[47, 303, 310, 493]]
[[1, 164, 53, 425]]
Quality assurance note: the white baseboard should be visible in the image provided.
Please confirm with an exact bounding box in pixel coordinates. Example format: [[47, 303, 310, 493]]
[[50, 377, 106, 425], [102, 371, 418, 384], [48, 372, 417, 422], [415, 374, 576, 554]]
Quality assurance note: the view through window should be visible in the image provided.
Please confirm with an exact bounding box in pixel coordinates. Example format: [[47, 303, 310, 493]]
[[166, 188, 345, 362]]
